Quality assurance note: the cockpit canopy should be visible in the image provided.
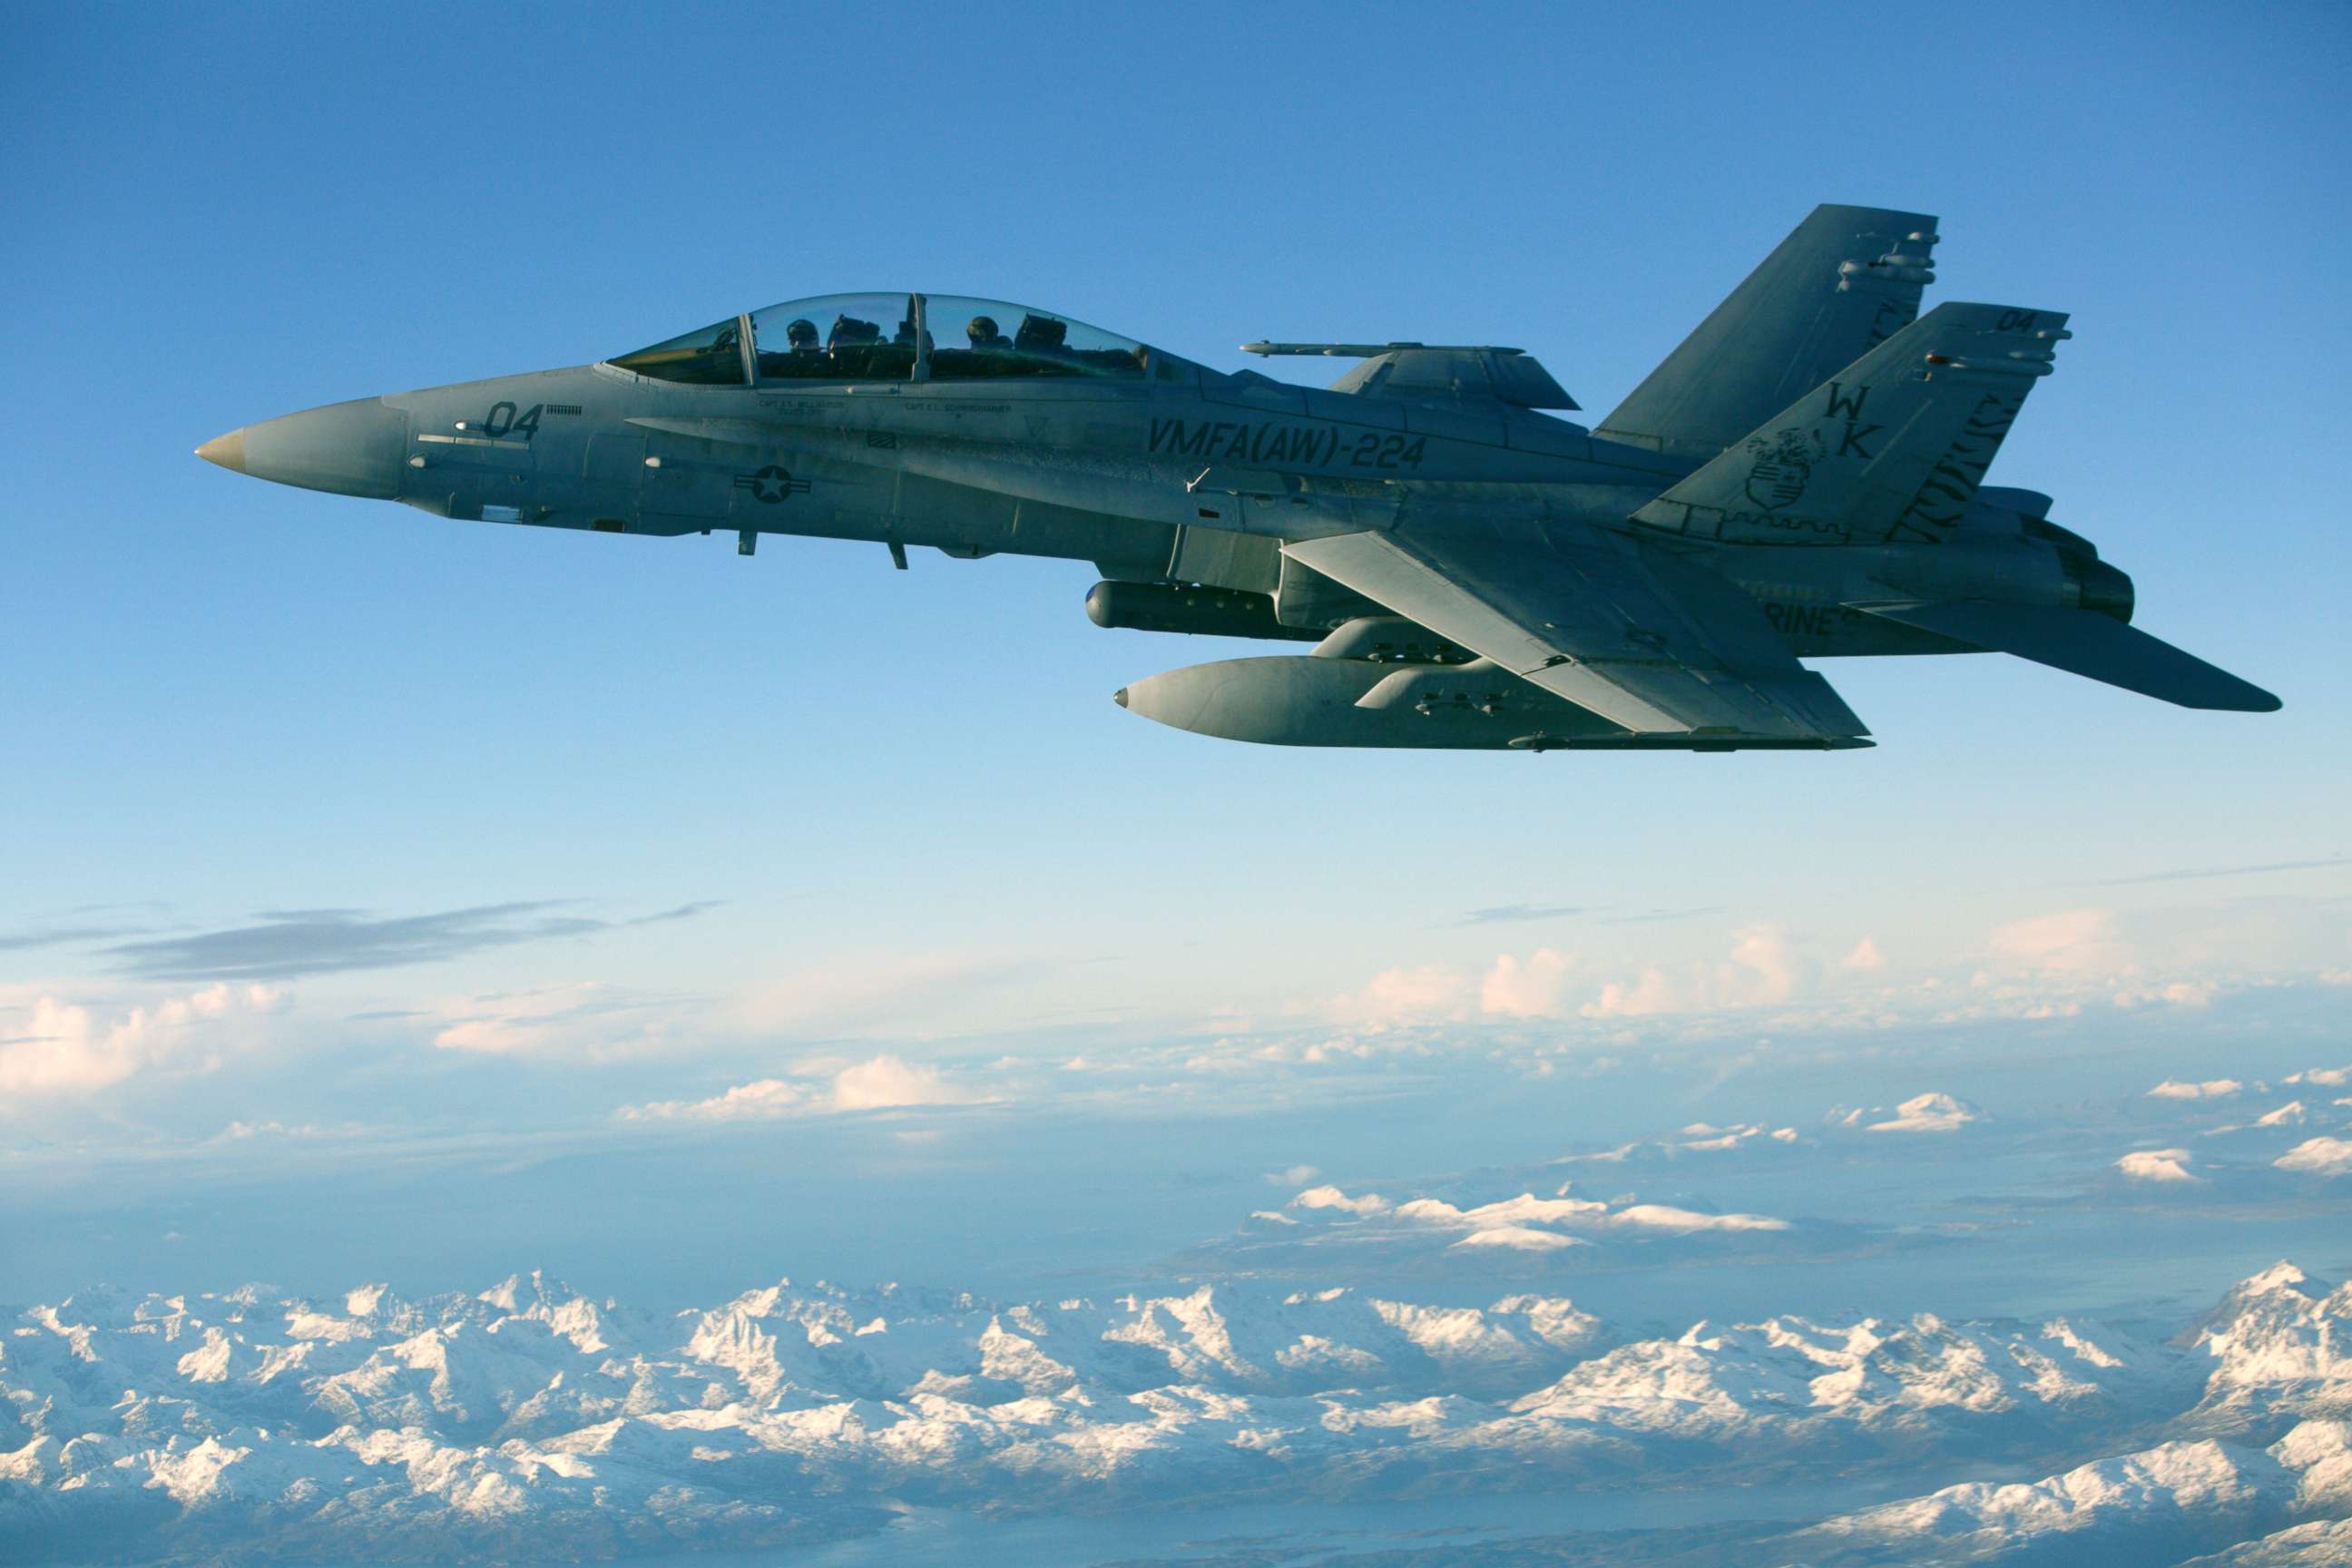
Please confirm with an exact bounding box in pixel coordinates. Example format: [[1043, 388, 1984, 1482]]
[[607, 294, 1191, 387]]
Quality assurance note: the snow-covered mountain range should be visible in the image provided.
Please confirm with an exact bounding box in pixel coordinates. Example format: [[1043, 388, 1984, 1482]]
[[5, 1259, 2350, 1564]]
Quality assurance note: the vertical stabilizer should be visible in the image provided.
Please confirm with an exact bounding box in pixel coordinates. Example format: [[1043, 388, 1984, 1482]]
[[1597, 204, 1938, 464], [1631, 302, 2071, 546]]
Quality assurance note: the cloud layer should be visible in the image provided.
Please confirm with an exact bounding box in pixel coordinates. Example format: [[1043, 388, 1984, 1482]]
[[103, 902, 718, 981], [619, 1054, 985, 1122], [0, 982, 280, 1096]]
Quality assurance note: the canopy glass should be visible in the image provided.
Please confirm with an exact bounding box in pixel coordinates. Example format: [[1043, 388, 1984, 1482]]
[[608, 295, 1189, 386]]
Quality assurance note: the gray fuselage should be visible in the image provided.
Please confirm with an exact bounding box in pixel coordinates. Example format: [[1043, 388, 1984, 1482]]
[[211, 347, 2091, 665]]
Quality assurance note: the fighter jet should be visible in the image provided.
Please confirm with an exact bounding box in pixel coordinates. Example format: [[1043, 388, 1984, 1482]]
[[196, 204, 2278, 751]]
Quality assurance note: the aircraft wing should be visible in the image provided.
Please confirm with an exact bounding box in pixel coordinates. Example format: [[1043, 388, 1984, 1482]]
[[1283, 520, 1871, 746]]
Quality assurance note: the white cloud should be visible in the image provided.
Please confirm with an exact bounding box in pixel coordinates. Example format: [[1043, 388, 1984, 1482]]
[[1866, 1093, 1981, 1133], [2113, 980, 2215, 1009], [1480, 948, 1575, 1018], [1581, 926, 1803, 1020], [0, 983, 281, 1098], [2286, 1066, 2350, 1088], [2148, 1078, 2243, 1101], [1330, 926, 1818, 1030], [1579, 967, 1680, 1019], [214, 1119, 339, 1142], [830, 1054, 967, 1111], [622, 1078, 814, 1122], [2255, 1102, 2307, 1128], [1728, 926, 1800, 1004], [1290, 1185, 1390, 1216], [2273, 1137, 2352, 1177], [1296, 908, 2335, 1054], [2116, 1149, 2200, 1183], [1330, 965, 1472, 1026], [431, 982, 691, 1060], [621, 1054, 984, 1123], [1265, 1164, 1320, 1187], [1986, 908, 2132, 976]]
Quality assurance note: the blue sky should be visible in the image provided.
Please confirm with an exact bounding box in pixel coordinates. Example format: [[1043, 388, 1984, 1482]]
[[3, 4, 2347, 1308]]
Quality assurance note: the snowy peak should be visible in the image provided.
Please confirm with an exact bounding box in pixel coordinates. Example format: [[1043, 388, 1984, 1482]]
[[2186, 1265, 2352, 1426], [6, 1260, 2348, 1564], [1506, 1308, 2152, 1446], [1798, 1419, 2352, 1563], [1805, 1436, 2290, 1556]]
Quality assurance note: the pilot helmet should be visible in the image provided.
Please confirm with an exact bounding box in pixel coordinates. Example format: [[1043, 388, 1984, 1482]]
[[966, 315, 1001, 344], [786, 318, 818, 348]]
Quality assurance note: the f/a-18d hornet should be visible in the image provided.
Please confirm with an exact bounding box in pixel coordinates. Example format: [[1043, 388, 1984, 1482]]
[[197, 203, 2278, 751]]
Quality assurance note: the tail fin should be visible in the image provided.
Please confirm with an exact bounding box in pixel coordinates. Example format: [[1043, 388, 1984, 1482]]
[[1631, 302, 2071, 546], [1597, 204, 1939, 464]]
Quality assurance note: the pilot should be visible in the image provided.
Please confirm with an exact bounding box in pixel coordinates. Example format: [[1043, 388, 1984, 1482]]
[[965, 315, 1011, 351], [1013, 313, 1068, 357], [785, 318, 820, 355]]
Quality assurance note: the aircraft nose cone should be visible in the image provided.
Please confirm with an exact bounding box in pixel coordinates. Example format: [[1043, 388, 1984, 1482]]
[[1112, 686, 1130, 709], [198, 397, 407, 498], [194, 429, 247, 473]]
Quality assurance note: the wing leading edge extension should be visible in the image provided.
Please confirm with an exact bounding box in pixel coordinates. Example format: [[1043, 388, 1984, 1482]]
[[1284, 521, 1870, 748]]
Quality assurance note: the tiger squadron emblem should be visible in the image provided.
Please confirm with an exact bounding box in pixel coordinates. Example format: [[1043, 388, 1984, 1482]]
[[1743, 426, 1826, 512]]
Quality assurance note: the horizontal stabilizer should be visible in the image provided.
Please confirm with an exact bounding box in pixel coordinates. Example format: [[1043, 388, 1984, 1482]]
[[1852, 601, 2281, 711]]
